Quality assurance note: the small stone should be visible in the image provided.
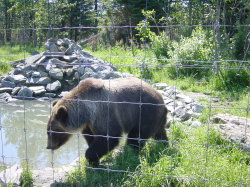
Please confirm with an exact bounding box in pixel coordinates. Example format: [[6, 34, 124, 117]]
[[164, 98, 174, 105], [65, 44, 74, 55], [176, 94, 193, 104], [13, 68, 23, 75], [65, 79, 75, 86], [59, 91, 69, 97], [17, 87, 33, 98], [46, 80, 61, 92], [35, 56, 47, 64], [62, 55, 77, 62], [0, 87, 13, 94], [29, 86, 46, 96], [191, 121, 202, 127], [49, 43, 59, 52], [12, 75, 27, 84], [25, 53, 43, 64], [74, 72, 80, 80], [0, 164, 22, 185], [57, 39, 64, 46], [0, 93, 12, 102], [65, 69, 74, 77], [11, 87, 21, 95], [152, 83, 168, 90], [26, 77, 51, 85], [191, 104, 204, 113], [31, 72, 41, 78], [49, 69, 64, 80], [174, 106, 186, 117], [1, 80, 15, 88], [44, 93, 57, 98], [80, 72, 94, 80], [76, 66, 86, 75], [180, 112, 192, 121]]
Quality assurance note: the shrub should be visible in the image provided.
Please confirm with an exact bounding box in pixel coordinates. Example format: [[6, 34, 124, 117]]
[[168, 27, 214, 78]]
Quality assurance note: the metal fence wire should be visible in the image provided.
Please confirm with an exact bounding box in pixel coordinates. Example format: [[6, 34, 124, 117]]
[[0, 1, 250, 186]]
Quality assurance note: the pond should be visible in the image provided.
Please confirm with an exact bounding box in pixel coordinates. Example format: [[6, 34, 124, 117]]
[[0, 100, 87, 169]]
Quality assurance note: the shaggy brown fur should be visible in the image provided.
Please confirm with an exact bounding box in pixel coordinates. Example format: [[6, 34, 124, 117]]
[[47, 77, 168, 165]]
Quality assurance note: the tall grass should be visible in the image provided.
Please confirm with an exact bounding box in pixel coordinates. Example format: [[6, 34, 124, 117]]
[[66, 124, 250, 186], [0, 44, 44, 75]]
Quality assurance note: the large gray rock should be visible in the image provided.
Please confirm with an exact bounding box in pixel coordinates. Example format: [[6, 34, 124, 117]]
[[1, 80, 15, 88], [49, 69, 64, 80], [31, 71, 42, 78], [212, 113, 250, 150], [11, 87, 21, 95], [25, 53, 43, 64], [8, 75, 26, 84], [46, 80, 61, 92], [29, 86, 46, 96], [0, 93, 13, 102], [65, 69, 74, 77], [44, 93, 57, 98], [191, 104, 204, 113], [0, 164, 22, 186], [26, 77, 51, 85], [76, 66, 86, 75], [0, 87, 13, 94], [152, 83, 168, 90], [17, 87, 33, 98]]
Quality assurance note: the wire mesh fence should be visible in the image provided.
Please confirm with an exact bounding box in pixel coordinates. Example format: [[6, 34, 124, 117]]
[[0, 0, 250, 186]]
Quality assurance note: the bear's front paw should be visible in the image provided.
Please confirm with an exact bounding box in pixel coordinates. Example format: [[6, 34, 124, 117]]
[[85, 149, 99, 166]]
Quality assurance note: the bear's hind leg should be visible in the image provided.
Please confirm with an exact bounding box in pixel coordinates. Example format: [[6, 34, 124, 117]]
[[82, 126, 94, 146], [154, 127, 169, 146], [127, 127, 152, 150], [85, 136, 120, 165]]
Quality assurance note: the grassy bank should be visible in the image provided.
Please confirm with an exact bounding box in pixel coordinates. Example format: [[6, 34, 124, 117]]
[[84, 45, 250, 118], [59, 45, 250, 186], [65, 123, 250, 186], [0, 44, 44, 75]]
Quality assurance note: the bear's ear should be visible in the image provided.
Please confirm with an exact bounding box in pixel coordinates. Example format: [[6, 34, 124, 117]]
[[55, 106, 68, 122], [52, 100, 59, 107]]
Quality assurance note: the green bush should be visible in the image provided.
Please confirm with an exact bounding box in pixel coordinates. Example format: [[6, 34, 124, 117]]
[[20, 166, 33, 187], [168, 27, 214, 78]]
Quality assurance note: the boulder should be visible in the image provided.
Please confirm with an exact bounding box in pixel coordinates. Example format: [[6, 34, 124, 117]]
[[17, 87, 33, 98], [46, 81, 61, 92], [25, 53, 43, 64], [191, 104, 204, 113], [152, 83, 168, 90], [29, 86, 46, 96], [0, 87, 13, 94], [8, 75, 26, 84], [44, 93, 57, 98], [31, 71, 42, 78], [49, 69, 64, 80], [1, 80, 15, 88], [0, 164, 22, 186], [11, 87, 21, 95], [0, 93, 12, 102], [26, 77, 51, 85]]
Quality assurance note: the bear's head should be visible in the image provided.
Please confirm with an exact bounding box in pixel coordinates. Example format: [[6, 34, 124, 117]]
[[46, 100, 72, 150]]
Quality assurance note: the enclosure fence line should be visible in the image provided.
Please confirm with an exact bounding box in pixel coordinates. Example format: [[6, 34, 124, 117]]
[[0, 8, 249, 186]]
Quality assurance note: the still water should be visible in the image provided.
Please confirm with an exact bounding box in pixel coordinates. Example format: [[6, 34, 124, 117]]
[[0, 100, 87, 169]]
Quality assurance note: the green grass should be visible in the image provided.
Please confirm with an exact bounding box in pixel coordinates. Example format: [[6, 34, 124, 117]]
[[65, 124, 250, 186], [84, 45, 249, 118], [0, 44, 44, 75], [20, 165, 33, 187]]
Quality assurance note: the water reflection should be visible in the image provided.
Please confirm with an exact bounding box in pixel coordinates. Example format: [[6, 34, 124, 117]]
[[0, 100, 87, 169]]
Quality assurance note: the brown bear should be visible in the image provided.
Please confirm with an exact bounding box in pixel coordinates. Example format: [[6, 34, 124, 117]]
[[46, 77, 168, 165]]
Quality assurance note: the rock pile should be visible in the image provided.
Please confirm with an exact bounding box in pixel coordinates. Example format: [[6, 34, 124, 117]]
[[152, 82, 204, 125], [0, 38, 130, 99]]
